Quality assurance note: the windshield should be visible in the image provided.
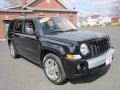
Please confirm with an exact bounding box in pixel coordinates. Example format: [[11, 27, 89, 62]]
[[39, 17, 77, 33]]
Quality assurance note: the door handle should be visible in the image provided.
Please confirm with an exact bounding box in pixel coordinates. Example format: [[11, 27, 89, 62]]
[[11, 34, 15, 37], [20, 36, 24, 38]]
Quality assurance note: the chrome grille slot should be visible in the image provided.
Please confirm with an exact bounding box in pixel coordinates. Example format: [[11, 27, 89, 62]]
[[88, 38, 110, 59]]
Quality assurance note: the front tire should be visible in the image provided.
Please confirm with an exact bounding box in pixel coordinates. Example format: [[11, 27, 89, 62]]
[[43, 53, 66, 85], [9, 42, 20, 58]]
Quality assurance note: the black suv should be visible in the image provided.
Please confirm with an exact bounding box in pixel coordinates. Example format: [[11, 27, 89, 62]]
[[8, 16, 115, 84]]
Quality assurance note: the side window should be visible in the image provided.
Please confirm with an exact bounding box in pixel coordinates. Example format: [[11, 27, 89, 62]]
[[41, 19, 56, 33], [14, 20, 23, 33], [24, 20, 35, 34]]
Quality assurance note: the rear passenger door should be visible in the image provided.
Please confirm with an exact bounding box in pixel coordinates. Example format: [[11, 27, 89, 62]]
[[21, 19, 40, 62], [12, 20, 25, 54]]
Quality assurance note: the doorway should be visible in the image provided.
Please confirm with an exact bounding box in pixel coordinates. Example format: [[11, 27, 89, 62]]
[[3, 20, 11, 39]]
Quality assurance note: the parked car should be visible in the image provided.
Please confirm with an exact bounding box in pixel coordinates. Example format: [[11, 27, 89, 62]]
[[7, 16, 115, 84]]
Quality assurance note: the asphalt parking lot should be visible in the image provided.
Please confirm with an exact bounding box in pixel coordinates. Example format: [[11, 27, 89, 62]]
[[0, 26, 120, 90]]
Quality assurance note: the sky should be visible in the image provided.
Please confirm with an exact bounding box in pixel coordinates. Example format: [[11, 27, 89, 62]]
[[0, 0, 10, 8], [63, 0, 117, 16], [0, 0, 117, 16]]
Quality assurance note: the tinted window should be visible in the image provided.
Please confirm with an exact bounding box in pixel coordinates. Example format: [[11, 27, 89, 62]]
[[24, 20, 35, 34], [41, 19, 56, 33], [14, 20, 23, 33]]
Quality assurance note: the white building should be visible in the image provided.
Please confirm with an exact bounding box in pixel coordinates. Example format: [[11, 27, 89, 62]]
[[98, 16, 111, 26], [78, 15, 112, 27]]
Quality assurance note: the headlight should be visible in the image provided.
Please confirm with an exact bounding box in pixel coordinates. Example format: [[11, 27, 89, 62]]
[[80, 44, 89, 55]]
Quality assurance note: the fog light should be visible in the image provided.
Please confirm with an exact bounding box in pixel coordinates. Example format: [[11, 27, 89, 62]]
[[77, 63, 87, 71], [77, 64, 81, 70]]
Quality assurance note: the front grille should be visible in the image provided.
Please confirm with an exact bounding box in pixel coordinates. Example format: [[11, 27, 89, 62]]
[[84, 37, 110, 59]]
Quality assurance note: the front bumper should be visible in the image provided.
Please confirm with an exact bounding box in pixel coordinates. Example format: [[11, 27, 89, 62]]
[[87, 48, 115, 69], [62, 48, 115, 78]]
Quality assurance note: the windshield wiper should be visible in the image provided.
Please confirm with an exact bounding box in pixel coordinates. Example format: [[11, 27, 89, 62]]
[[44, 30, 65, 34], [65, 29, 78, 32], [44, 29, 78, 34]]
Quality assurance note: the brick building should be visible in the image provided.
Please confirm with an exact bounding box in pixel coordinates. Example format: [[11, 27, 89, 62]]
[[111, 17, 120, 25], [0, 0, 77, 40]]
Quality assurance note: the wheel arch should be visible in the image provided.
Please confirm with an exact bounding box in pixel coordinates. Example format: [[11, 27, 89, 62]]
[[39, 46, 66, 66]]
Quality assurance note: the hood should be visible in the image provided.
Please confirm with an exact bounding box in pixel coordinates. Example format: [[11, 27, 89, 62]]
[[43, 30, 106, 43]]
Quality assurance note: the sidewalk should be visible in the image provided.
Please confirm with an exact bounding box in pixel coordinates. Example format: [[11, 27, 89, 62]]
[[0, 39, 7, 42]]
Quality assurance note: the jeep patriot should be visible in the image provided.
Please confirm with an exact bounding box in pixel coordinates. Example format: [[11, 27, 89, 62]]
[[7, 16, 115, 84]]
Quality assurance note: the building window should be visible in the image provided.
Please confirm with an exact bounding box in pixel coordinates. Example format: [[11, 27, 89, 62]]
[[57, 13, 59, 16], [69, 15, 73, 23], [39, 12, 44, 16], [47, 0, 50, 3]]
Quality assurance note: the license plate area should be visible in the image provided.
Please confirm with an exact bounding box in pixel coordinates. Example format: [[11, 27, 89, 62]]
[[106, 55, 112, 65]]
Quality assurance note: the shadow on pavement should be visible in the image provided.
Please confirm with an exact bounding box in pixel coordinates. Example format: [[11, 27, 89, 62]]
[[69, 65, 111, 84]]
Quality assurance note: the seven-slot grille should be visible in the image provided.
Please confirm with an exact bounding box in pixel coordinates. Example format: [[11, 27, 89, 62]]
[[85, 37, 110, 59]]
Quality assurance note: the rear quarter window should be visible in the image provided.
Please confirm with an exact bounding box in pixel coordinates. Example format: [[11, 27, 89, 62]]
[[14, 20, 23, 33]]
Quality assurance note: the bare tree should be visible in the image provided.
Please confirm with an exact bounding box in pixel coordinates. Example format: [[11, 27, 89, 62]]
[[112, 0, 120, 17]]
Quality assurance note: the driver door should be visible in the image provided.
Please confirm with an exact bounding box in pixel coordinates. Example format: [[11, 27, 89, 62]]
[[21, 19, 40, 62]]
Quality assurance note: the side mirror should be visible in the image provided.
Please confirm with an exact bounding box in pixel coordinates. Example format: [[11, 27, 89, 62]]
[[25, 28, 35, 35]]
